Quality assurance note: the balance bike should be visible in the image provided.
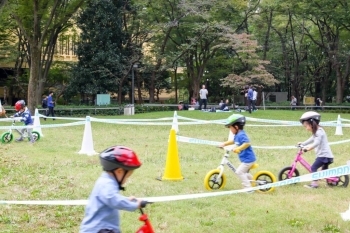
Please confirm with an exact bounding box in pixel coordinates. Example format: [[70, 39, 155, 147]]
[[136, 201, 154, 233], [1, 120, 40, 143], [204, 146, 276, 193], [278, 145, 349, 187]]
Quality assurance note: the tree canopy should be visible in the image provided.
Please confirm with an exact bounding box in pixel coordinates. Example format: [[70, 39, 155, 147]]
[[1, 0, 350, 105]]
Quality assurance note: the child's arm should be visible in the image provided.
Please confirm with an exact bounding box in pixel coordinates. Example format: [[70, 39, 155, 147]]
[[102, 191, 141, 211], [303, 133, 321, 152], [219, 140, 234, 148], [233, 143, 250, 154], [299, 136, 313, 148]]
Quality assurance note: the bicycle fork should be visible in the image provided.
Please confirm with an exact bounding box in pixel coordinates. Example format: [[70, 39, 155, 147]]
[[136, 209, 154, 233]]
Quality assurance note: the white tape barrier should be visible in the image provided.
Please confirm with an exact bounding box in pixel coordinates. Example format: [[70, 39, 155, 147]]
[[1, 113, 349, 128], [177, 135, 350, 149], [0, 121, 85, 130], [1, 162, 349, 205]]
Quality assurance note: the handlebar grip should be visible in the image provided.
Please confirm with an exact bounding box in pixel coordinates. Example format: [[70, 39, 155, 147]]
[[140, 200, 149, 208], [303, 149, 308, 153]]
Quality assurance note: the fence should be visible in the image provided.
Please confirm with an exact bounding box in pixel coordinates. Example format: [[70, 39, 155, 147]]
[[3, 104, 350, 116]]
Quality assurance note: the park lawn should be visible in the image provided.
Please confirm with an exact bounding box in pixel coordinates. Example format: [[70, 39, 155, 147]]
[[0, 109, 350, 233]]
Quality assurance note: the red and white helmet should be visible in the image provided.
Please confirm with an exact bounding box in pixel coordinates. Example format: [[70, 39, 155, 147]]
[[99, 146, 142, 171], [14, 100, 25, 111]]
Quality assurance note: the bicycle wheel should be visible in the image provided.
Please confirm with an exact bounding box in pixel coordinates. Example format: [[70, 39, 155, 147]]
[[327, 175, 349, 188], [30, 131, 40, 141], [278, 166, 299, 181], [1, 132, 13, 143], [204, 169, 227, 191], [252, 171, 276, 193]]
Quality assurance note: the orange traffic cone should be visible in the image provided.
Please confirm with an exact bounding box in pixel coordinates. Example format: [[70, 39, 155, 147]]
[[162, 128, 183, 180]]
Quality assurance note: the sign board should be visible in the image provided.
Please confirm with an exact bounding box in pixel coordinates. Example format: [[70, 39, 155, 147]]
[[303, 96, 315, 105], [96, 94, 110, 106]]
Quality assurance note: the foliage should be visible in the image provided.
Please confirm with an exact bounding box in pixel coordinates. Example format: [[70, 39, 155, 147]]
[[66, 0, 128, 100], [220, 33, 279, 90]]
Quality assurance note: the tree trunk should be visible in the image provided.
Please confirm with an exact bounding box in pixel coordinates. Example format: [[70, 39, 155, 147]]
[[118, 80, 123, 104], [27, 45, 41, 113], [149, 71, 156, 103], [136, 72, 143, 104]]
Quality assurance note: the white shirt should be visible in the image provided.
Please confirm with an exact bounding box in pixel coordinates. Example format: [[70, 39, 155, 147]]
[[199, 89, 208, 99], [253, 91, 257, 100]]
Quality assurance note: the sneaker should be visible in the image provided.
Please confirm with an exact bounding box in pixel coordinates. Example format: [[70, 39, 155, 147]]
[[304, 184, 318, 189], [15, 138, 23, 142]]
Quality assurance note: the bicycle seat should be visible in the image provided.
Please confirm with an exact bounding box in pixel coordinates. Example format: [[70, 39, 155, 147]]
[[250, 163, 259, 170]]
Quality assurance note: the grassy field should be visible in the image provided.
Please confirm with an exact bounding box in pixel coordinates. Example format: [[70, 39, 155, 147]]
[[0, 110, 350, 233]]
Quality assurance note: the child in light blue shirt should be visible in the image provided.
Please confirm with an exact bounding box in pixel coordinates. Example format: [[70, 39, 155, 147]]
[[80, 146, 144, 233]]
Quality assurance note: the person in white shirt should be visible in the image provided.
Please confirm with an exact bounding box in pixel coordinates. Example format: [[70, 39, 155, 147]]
[[252, 88, 257, 111], [199, 84, 208, 110]]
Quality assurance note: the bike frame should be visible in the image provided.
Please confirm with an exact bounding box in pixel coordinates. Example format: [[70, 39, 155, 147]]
[[288, 147, 339, 182], [216, 149, 237, 178], [136, 208, 154, 233]]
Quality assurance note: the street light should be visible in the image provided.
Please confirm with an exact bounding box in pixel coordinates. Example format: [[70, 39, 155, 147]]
[[131, 63, 138, 106]]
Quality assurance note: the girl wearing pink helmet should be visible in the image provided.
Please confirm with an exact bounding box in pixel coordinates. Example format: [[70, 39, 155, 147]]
[[299, 111, 334, 189]]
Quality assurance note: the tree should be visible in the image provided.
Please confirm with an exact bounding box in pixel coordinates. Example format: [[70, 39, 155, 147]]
[[220, 33, 279, 99], [6, 0, 84, 112], [67, 0, 129, 102]]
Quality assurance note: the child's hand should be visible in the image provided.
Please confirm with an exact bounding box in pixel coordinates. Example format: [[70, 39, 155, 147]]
[[233, 148, 241, 154], [218, 143, 225, 148], [128, 196, 143, 208]]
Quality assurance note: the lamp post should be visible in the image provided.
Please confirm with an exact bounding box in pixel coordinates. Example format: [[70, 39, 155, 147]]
[[131, 63, 138, 105]]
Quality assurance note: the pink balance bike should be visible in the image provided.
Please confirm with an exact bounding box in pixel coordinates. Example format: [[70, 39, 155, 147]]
[[136, 201, 154, 233], [278, 145, 349, 187]]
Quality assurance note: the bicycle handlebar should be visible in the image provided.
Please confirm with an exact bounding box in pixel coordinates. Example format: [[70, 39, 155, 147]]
[[140, 200, 152, 208], [296, 144, 308, 153]]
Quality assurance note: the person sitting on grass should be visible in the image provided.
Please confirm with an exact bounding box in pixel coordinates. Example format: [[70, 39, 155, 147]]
[[80, 146, 145, 233], [220, 99, 230, 111]]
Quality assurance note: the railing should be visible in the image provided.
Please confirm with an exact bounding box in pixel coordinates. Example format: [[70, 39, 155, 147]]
[[2, 104, 350, 116]]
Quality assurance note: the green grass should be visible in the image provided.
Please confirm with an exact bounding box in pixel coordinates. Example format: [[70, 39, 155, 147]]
[[1, 110, 350, 233]]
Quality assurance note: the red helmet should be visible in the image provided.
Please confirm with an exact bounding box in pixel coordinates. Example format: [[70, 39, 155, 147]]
[[100, 146, 142, 171], [15, 100, 25, 111]]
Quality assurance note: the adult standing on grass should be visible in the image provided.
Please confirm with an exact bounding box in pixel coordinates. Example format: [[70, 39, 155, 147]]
[[199, 84, 208, 110], [252, 87, 257, 112], [46, 92, 55, 120], [247, 85, 254, 114], [290, 95, 297, 110]]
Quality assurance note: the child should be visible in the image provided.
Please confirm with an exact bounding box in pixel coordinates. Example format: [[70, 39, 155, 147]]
[[219, 114, 256, 191], [298, 111, 334, 189], [80, 146, 144, 233], [12, 100, 35, 143]]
